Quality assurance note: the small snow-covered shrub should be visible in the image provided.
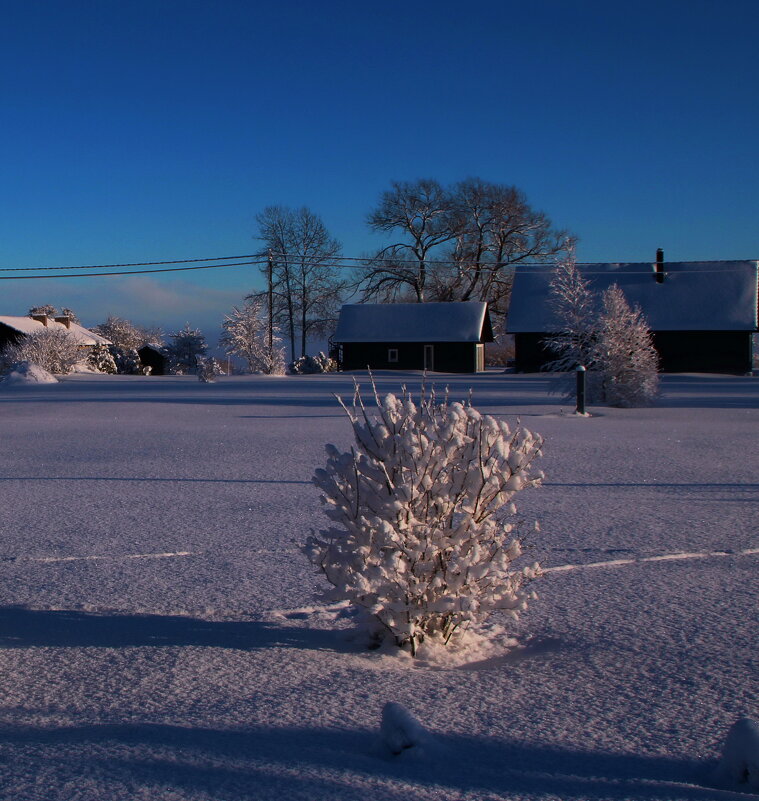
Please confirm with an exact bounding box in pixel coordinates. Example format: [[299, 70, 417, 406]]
[[304, 381, 543, 656], [196, 356, 223, 382], [289, 352, 337, 374], [110, 347, 149, 375], [87, 344, 117, 374], [380, 703, 429, 755], [715, 717, 759, 789], [1, 328, 82, 375]]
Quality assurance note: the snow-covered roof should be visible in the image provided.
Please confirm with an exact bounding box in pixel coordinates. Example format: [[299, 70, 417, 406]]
[[0, 316, 112, 345], [506, 261, 759, 332], [333, 302, 493, 343]]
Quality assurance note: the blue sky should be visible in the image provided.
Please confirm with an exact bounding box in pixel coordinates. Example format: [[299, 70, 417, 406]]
[[1, 0, 757, 342]]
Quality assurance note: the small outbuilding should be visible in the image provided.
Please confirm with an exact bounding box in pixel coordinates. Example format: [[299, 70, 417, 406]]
[[506, 260, 759, 374], [137, 344, 168, 375], [333, 302, 494, 373]]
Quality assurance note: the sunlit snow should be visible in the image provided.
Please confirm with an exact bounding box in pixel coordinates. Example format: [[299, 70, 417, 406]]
[[0, 371, 756, 800]]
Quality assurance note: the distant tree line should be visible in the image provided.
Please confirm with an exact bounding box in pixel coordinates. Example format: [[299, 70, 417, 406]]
[[4, 178, 571, 376]]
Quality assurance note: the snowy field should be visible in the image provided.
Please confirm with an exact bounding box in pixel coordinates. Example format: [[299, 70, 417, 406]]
[[0, 371, 756, 800]]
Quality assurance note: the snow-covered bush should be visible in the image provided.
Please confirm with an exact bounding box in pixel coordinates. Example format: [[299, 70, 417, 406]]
[[196, 356, 222, 382], [715, 717, 759, 789], [289, 351, 337, 374], [87, 344, 117, 374], [304, 381, 543, 656], [593, 284, 659, 407], [1, 328, 82, 374], [380, 702, 429, 755], [109, 347, 149, 375]]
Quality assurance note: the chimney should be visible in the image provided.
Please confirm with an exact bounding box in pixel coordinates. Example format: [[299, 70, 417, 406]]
[[31, 314, 48, 326], [654, 248, 665, 283], [54, 316, 71, 329]]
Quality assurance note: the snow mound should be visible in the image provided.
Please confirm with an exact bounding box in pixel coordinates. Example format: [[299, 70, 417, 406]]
[[715, 717, 759, 789], [380, 702, 429, 756], [0, 361, 58, 385]]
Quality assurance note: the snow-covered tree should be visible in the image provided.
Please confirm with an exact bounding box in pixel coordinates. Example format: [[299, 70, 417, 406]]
[[543, 253, 658, 407], [593, 284, 659, 407], [27, 304, 58, 318], [87, 344, 117, 374], [166, 324, 207, 374], [304, 381, 544, 656], [220, 296, 286, 374], [543, 251, 597, 368], [1, 328, 82, 374], [92, 316, 145, 350], [27, 305, 80, 323]]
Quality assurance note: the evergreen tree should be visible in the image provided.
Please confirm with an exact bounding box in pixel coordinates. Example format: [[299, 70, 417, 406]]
[[166, 323, 207, 374]]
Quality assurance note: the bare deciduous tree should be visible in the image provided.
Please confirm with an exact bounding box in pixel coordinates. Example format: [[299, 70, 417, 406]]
[[356, 178, 573, 327], [254, 206, 345, 361], [359, 179, 458, 303]]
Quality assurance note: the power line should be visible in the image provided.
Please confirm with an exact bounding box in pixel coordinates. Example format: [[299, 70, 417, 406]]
[[0, 260, 266, 281], [267, 252, 757, 272], [0, 254, 259, 273]]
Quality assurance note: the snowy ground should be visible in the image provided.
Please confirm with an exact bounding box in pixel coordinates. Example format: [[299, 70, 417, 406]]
[[0, 371, 756, 800]]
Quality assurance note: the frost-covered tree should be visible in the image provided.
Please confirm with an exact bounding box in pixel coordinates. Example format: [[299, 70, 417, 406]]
[[543, 250, 597, 372], [1, 328, 82, 374], [27, 304, 58, 318], [593, 284, 659, 407], [304, 382, 544, 656], [543, 257, 659, 407], [87, 344, 117, 374], [92, 316, 145, 350], [166, 323, 207, 374], [27, 305, 80, 323], [220, 296, 286, 374]]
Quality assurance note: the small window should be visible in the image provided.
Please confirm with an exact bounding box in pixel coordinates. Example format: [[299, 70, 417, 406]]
[[388, 348, 399, 363]]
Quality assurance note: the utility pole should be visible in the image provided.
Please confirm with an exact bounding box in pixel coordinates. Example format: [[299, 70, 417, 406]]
[[267, 248, 274, 363]]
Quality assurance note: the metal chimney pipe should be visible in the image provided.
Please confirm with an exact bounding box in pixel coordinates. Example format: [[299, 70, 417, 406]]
[[655, 248, 665, 283]]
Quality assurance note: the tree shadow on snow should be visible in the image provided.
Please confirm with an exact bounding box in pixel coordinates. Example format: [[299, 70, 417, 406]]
[[0, 606, 356, 653], [0, 721, 724, 800]]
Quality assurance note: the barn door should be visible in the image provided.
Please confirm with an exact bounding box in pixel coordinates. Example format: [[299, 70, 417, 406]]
[[423, 344, 434, 371]]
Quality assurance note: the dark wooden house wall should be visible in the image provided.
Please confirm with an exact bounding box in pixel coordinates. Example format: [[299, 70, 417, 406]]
[[341, 341, 480, 373], [652, 331, 753, 374], [0, 324, 25, 353], [514, 331, 754, 374]]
